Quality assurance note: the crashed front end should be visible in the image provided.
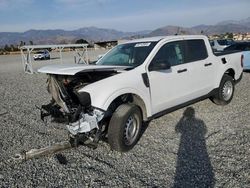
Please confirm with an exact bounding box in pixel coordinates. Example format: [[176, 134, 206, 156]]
[[43, 75, 104, 133], [38, 64, 129, 146]]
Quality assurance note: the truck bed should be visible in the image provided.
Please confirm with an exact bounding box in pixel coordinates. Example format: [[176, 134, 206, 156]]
[[213, 50, 241, 56]]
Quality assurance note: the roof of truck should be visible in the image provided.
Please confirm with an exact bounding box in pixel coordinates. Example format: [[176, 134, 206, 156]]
[[124, 35, 207, 43]]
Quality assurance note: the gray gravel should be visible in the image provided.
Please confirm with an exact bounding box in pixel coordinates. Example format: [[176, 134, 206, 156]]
[[0, 53, 249, 187]]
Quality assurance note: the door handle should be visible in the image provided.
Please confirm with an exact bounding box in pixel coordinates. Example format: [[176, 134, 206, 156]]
[[204, 63, 212, 67], [177, 69, 187, 73]]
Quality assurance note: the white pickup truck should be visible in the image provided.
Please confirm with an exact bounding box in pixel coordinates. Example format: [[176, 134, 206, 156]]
[[38, 35, 243, 152]]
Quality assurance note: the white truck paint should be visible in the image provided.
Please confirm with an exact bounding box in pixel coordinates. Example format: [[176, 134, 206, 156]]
[[38, 35, 243, 151]]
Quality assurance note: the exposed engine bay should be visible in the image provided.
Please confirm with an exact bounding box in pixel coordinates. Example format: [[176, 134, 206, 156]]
[[40, 70, 120, 146]]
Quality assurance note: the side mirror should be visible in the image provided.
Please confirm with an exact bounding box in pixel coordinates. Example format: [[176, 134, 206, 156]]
[[149, 60, 171, 71]]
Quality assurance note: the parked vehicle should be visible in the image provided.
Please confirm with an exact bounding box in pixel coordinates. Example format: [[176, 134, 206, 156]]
[[224, 42, 250, 70], [210, 39, 235, 51], [38, 35, 243, 152], [33, 50, 50, 60]]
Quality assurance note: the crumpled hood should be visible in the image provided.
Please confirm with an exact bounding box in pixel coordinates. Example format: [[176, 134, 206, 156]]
[[38, 64, 131, 75]]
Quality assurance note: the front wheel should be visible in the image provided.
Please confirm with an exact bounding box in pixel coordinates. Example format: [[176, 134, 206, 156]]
[[108, 104, 142, 152], [211, 74, 234, 105]]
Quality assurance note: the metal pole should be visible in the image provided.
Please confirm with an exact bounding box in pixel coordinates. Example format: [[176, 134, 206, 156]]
[[74, 48, 78, 64], [59, 47, 64, 64], [85, 46, 89, 64], [29, 48, 34, 74], [27, 48, 34, 74], [20, 48, 26, 72]]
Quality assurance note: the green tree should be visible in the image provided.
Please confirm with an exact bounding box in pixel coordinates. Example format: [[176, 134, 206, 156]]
[[10, 44, 15, 51], [4, 44, 11, 52], [228, 33, 233, 39], [20, 41, 26, 46], [75, 39, 89, 44]]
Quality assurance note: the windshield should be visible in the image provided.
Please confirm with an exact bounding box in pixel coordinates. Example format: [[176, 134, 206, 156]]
[[97, 42, 157, 67]]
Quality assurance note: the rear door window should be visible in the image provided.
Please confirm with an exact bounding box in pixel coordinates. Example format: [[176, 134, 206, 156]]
[[184, 39, 208, 63], [150, 39, 208, 69]]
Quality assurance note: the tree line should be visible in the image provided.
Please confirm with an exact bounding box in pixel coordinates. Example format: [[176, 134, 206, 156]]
[[0, 40, 33, 54]]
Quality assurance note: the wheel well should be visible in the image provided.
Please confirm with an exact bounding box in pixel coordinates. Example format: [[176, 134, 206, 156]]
[[225, 69, 235, 80], [106, 93, 147, 121]]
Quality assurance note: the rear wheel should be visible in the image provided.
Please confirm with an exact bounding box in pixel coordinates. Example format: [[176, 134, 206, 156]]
[[108, 104, 142, 152], [211, 74, 234, 105]]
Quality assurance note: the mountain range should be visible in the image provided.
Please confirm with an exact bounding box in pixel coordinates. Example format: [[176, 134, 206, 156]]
[[0, 17, 250, 47]]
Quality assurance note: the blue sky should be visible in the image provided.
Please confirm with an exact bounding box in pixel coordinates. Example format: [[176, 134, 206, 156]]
[[0, 0, 249, 32]]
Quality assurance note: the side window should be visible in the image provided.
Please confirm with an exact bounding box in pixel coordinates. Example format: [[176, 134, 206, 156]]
[[151, 41, 185, 67], [184, 40, 208, 63]]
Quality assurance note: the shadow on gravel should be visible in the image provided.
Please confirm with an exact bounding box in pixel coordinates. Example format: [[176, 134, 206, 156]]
[[55, 153, 68, 165], [173, 107, 215, 188]]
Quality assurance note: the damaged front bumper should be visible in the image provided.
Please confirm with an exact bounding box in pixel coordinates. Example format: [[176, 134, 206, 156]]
[[40, 104, 105, 134], [39, 74, 107, 143], [66, 109, 104, 135]]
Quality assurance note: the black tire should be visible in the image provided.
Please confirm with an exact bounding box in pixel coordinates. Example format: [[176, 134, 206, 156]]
[[108, 104, 142, 152], [211, 74, 234, 105]]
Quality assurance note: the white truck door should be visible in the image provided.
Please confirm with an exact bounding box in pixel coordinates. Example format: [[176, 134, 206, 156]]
[[147, 40, 196, 114], [182, 39, 216, 96]]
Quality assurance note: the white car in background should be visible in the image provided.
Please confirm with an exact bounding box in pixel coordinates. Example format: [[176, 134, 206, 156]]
[[33, 50, 50, 60], [210, 39, 235, 51]]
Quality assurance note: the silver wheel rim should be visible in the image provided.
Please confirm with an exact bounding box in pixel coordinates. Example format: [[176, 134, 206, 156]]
[[222, 81, 233, 101], [124, 115, 139, 145]]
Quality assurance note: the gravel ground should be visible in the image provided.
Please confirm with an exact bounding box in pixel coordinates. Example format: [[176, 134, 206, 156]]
[[0, 53, 249, 187]]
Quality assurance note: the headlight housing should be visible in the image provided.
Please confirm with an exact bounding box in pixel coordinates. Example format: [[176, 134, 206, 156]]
[[76, 92, 91, 107]]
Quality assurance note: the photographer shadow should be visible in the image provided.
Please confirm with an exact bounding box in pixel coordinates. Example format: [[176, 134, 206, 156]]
[[173, 107, 215, 188]]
